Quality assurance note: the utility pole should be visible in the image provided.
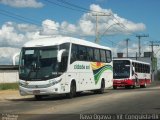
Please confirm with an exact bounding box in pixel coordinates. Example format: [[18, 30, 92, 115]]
[[92, 13, 110, 44], [149, 41, 159, 79], [136, 34, 149, 57], [149, 41, 159, 67], [149, 41, 159, 58], [125, 38, 130, 58]]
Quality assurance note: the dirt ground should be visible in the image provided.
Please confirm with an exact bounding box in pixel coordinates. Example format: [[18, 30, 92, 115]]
[[0, 90, 32, 101]]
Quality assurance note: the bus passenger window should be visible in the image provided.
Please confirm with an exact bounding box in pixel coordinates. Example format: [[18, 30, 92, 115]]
[[100, 50, 106, 62], [106, 50, 112, 63], [70, 44, 78, 64], [59, 51, 68, 72], [87, 47, 94, 61], [78, 46, 87, 61], [94, 49, 100, 61]]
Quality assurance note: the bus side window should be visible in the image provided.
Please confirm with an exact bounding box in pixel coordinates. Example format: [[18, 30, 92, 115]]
[[78, 46, 87, 61], [70, 44, 78, 64], [59, 51, 68, 72], [87, 47, 94, 61], [94, 48, 100, 62], [106, 50, 112, 63], [100, 49, 106, 62], [135, 63, 138, 72]]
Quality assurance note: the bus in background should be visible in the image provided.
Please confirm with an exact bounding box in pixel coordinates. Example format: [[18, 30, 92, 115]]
[[18, 36, 113, 100], [113, 58, 151, 89]]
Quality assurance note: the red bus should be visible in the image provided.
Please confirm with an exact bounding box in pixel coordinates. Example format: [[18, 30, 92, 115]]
[[113, 58, 151, 89]]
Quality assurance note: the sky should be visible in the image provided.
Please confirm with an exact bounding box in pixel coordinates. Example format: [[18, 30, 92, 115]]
[[0, 0, 160, 68]]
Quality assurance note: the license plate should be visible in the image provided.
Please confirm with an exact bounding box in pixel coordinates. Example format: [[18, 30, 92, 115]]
[[33, 90, 40, 94]]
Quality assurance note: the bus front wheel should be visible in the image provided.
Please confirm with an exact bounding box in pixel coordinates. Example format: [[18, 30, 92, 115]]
[[66, 81, 76, 98], [34, 95, 42, 100]]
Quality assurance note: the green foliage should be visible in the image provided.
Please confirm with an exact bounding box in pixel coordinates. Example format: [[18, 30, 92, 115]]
[[0, 83, 19, 90]]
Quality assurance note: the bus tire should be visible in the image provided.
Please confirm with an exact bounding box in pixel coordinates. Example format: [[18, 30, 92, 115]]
[[66, 81, 76, 98], [140, 82, 147, 88], [34, 95, 42, 100], [113, 86, 117, 89], [125, 86, 131, 89], [94, 80, 105, 94], [132, 82, 137, 89], [76, 92, 82, 96]]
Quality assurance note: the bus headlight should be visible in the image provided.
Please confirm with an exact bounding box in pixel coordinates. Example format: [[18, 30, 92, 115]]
[[19, 81, 28, 87], [50, 78, 62, 85]]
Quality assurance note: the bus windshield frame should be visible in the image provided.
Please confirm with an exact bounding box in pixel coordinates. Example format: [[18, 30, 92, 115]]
[[113, 60, 131, 79], [19, 44, 69, 81]]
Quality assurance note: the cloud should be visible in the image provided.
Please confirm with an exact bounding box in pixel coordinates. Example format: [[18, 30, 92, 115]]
[[40, 4, 146, 37], [0, 47, 20, 65], [60, 21, 77, 35], [88, 4, 146, 35], [40, 19, 59, 35], [0, 0, 44, 8], [0, 22, 25, 47], [43, 4, 146, 36], [37, 4, 146, 37], [0, 22, 40, 47], [0, 4, 148, 65]]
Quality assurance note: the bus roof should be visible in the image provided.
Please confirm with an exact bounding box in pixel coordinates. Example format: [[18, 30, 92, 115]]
[[23, 36, 111, 50], [113, 58, 150, 65]]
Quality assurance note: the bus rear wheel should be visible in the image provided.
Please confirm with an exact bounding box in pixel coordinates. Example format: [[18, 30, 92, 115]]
[[66, 81, 76, 98], [132, 81, 137, 89], [125, 86, 131, 89], [140, 82, 147, 88], [94, 80, 105, 94], [113, 86, 117, 89]]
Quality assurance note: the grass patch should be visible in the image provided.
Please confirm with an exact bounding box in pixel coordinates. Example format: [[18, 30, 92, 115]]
[[0, 83, 19, 90]]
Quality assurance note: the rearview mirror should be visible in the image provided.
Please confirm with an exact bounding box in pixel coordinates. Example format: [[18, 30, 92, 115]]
[[57, 49, 66, 62], [132, 67, 135, 72], [12, 52, 20, 65]]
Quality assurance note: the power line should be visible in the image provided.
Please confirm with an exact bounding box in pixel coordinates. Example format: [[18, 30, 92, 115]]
[[0, 8, 60, 31], [57, 0, 129, 30], [0, 11, 38, 26], [45, 0, 126, 33], [44, 0, 86, 13], [56, 0, 90, 12], [0, 9, 40, 26], [99, 23, 121, 39], [92, 13, 111, 43], [56, 0, 131, 33]]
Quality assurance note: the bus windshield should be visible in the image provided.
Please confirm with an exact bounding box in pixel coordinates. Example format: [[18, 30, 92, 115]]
[[19, 46, 61, 81], [113, 60, 130, 79]]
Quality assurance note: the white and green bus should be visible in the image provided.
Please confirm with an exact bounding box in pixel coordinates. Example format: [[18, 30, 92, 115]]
[[18, 36, 113, 99]]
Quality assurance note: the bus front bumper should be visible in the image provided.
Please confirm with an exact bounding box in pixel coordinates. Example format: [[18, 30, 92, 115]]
[[113, 79, 134, 87], [19, 84, 62, 96]]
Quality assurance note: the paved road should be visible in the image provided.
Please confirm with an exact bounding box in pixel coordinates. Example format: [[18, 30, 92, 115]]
[[0, 82, 160, 120]]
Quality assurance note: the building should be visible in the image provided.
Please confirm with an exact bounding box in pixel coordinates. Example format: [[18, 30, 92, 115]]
[[0, 65, 19, 83]]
